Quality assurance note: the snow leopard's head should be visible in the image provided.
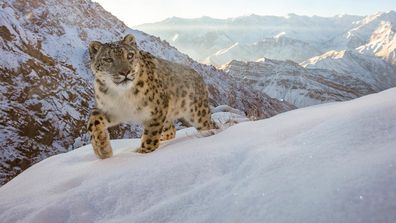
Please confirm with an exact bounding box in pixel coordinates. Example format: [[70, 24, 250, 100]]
[[89, 34, 141, 86]]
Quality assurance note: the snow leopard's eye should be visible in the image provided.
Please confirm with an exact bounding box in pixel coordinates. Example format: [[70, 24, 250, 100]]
[[103, 58, 113, 63], [127, 52, 134, 59]]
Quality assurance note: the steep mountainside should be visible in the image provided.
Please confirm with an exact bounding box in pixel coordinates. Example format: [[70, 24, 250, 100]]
[[221, 59, 376, 107], [0, 0, 293, 185]]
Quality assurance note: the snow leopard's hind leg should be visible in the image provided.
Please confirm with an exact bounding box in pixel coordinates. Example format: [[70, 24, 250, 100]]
[[160, 119, 176, 141], [188, 102, 219, 137]]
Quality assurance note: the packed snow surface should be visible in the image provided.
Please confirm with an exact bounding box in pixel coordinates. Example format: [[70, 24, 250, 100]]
[[1, 89, 396, 223]]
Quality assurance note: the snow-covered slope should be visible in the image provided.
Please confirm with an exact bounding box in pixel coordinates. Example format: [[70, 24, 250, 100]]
[[1, 88, 396, 223], [221, 59, 376, 107], [0, 0, 293, 185], [204, 36, 322, 66], [301, 50, 396, 91]]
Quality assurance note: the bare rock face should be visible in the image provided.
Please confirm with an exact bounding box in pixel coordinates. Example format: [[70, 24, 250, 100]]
[[0, 0, 293, 185]]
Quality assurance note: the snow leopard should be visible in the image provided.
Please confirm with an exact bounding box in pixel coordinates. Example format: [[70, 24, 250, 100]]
[[87, 34, 215, 159]]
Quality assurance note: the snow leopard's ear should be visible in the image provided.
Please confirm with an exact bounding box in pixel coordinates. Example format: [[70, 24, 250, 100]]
[[89, 41, 102, 59], [122, 34, 137, 47]]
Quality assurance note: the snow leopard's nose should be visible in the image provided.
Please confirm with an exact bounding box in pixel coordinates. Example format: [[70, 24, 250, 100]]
[[118, 70, 130, 77]]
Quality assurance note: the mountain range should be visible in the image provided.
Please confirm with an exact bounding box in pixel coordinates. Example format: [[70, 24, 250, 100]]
[[137, 11, 396, 66], [221, 58, 374, 108], [137, 12, 396, 108], [221, 48, 396, 108]]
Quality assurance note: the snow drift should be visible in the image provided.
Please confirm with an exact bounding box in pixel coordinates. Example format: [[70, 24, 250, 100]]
[[1, 88, 396, 223]]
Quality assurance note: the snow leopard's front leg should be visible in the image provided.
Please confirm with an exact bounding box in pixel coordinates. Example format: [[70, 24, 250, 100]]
[[87, 109, 113, 159]]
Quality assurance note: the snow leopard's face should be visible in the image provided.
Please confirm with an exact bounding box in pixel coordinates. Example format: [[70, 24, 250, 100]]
[[89, 35, 140, 86]]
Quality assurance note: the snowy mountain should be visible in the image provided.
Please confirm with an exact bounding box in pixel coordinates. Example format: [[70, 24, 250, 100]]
[[204, 36, 322, 66], [325, 11, 396, 51], [356, 21, 396, 64], [221, 59, 376, 107], [1, 88, 396, 223], [0, 0, 293, 185], [301, 50, 396, 91]]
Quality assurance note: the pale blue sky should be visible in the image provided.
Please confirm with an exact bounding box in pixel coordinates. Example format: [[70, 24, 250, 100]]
[[94, 0, 396, 26]]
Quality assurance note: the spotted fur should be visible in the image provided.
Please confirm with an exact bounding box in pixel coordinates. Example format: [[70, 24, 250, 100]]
[[87, 34, 215, 158]]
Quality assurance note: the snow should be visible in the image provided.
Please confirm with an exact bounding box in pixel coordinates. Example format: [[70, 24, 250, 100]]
[[171, 34, 179, 42], [214, 42, 240, 56], [274, 31, 286, 38], [1, 88, 396, 222]]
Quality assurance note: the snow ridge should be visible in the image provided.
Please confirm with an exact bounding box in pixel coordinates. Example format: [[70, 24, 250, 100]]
[[1, 87, 396, 223]]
